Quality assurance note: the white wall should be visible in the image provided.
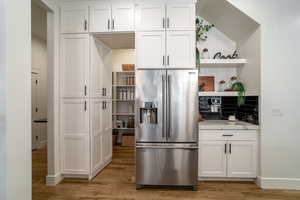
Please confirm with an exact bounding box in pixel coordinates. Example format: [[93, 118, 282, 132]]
[[229, 0, 300, 189], [0, 0, 32, 199], [237, 27, 261, 96], [111, 49, 136, 72]]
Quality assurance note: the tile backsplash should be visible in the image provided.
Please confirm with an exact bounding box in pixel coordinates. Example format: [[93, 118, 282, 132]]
[[199, 96, 259, 125]]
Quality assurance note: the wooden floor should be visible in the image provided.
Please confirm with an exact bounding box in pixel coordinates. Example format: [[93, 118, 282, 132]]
[[33, 147, 300, 200]]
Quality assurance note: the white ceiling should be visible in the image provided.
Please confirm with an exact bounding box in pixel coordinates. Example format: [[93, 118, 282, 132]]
[[197, 0, 259, 44]]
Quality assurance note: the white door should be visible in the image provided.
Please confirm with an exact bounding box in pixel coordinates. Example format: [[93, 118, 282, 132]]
[[198, 141, 227, 177], [102, 100, 112, 162], [166, 4, 195, 31], [227, 141, 257, 178], [135, 4, 165, 31], [166, 31, 195, 69], [136, 32, 165, 69], [102, 44, 112, 98], [90, 99, 104, 174], [90, 37, 104, 98], [61, 5, 89, 33], [90, 3, 111, 33], [31, 74, 39, 150], [112, 4, 134, 32], [60, 99, 90, 175], [60, 34, 89, 98]]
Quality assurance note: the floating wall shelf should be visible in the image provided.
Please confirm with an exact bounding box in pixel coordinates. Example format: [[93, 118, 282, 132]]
[[200, 59, 247, 68], [199, 92, 239, 97]]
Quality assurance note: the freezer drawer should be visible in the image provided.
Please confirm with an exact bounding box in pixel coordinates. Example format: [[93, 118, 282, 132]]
[[136, 146, 198, 188]]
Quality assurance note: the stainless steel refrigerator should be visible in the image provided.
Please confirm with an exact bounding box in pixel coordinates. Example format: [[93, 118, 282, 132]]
[[135, 69, 198, 190]]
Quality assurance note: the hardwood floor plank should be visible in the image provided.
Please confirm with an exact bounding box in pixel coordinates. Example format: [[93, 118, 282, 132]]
[[32, 146, 300, 200]]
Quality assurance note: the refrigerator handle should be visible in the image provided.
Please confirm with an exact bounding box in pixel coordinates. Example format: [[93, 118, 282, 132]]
[[167, 75, 171, 139], [162, 75, 165, 138]]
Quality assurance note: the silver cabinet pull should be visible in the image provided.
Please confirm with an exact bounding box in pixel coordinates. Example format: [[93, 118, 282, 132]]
[[167, 17, 170, 28], [229, 143, 232, 154], [84, 101, 87, 111], [102, 101, 105, 110], [84, 20, 87, 31], [112, 19, 115, 29], [223, 134, 233, 137], [163, 55, 165, 66], [84, 85, 87, 96], [167, 55, 170, 66], [162, 18, 165, 28], [108, 19, 110, 30], [224, 143, 227, 154]]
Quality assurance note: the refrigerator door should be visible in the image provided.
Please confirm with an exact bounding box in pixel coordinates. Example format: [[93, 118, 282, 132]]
[[136, 70, 167, 143], [166, 70, 198, 143], [136, 144, 198, 188]]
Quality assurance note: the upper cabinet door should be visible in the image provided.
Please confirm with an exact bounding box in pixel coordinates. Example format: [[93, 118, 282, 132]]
[[136, 32, 165, 69], [166, 4, 195, 31], [111, 4, 135, 32], [60, 34, 89, 98], [61, 5, 89, 33], [90, 3, 111, 33], [166, 31, 195, 69], [135, 4, 165, 31], [227, 141, 257, 178]]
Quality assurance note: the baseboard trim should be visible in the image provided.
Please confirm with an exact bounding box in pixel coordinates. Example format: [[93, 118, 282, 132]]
[[198, 177, 256, 182], [259, 177, 300, 190], [46, 173, 63, 186]]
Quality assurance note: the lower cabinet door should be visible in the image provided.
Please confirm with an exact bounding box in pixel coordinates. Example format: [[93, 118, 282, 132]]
[[60, 99, 90, 175], [198, 141, 227, 177], [102, 100, 112, 162], [227, 141, 257, 178]]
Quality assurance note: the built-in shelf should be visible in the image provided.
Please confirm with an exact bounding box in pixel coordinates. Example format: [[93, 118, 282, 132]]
[[112, 113, 135, 116], [113, 99, 135, 102], [200, 59, 247, 68], [113, 128, 135, 130], [199, 92, 239, 97], [113, 85, 135, 87]]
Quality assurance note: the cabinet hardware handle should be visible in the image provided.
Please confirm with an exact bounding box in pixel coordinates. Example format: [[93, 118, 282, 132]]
[[229, 143, 232, 154], [222, 134, 233, 137], [112, 19, 115, 29], [167, 55, 170, 66], [84, 101, 87, 111], [167, 17, 170, 28], [163, 55, 165, 66], [102, 101, 105, 109], [105, 101, 107, 109], [224, 143, 227, 154], [163, 18, 165, 28], [108, 19, 110, 30], [84, 85, 87, 96], [84, 20, 87, 31]]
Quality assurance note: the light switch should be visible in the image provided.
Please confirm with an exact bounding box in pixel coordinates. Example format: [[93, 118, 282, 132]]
[[272, 108, 283, 117]]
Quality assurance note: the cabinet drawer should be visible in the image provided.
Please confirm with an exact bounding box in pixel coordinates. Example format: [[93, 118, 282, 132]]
[[228, 130, 257, 141], [199, 130, 257, 141], [199, 130, 230, 141]]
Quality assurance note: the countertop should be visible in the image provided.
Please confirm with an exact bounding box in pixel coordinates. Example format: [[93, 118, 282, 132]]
[[199, 120, 259, 130]]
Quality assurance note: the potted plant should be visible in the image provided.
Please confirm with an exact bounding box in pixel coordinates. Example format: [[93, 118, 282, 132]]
[[231, 82, 246, 106]]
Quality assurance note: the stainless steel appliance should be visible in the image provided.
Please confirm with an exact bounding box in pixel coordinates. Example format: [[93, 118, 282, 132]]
[[135, 69, 198, 190]]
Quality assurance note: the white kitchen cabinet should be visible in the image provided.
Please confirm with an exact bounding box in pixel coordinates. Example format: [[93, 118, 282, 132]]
[[90, 3, 111, 33], [60, 34, 89, 98], [101, 45, 112, 99], [90, 3, 134, 33], [112, 4, 135, 32], [136, 32, 165, 69], [198, 130, 258, 179], [135, 3, 195, 31], [166, 4, 195, 31], [227, 141, 257, 178], [61, 4, 89, 33], [60, 99, 90, 175], [102, 100, 112, 162], [199, 141, 227, 177], [135, 4, 165, 31], [166, 31, 195, 68]]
